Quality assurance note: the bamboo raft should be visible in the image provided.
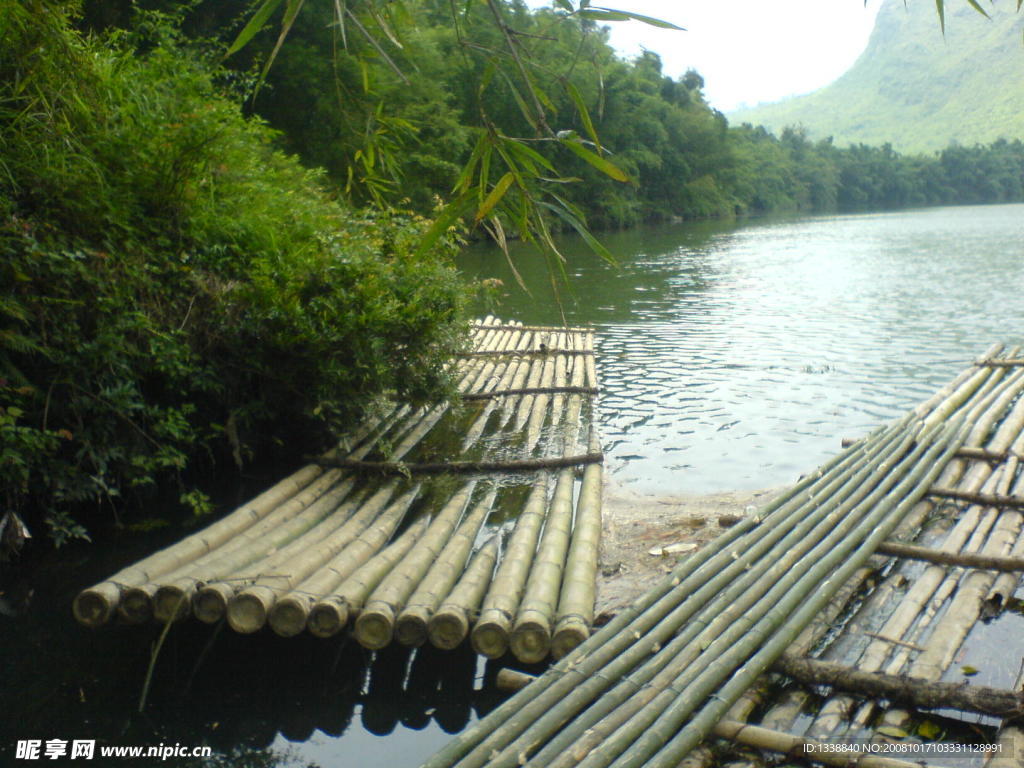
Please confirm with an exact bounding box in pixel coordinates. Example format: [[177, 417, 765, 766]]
[[423, 344, 1024, 768], [73, 317, 604, 661]]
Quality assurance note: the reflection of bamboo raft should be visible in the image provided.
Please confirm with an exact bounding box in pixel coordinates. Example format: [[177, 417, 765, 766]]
[[423, 344, 1024, 768], [73, 317, 604, 661]]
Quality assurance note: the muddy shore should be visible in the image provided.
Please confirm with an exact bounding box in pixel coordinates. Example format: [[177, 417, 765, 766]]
[[595, 483, 784, 618]]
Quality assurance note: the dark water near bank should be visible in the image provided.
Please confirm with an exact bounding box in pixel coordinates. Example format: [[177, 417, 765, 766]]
[[3, 204, 1023, 767]]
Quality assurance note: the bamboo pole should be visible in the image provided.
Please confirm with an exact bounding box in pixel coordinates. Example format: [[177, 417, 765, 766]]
[[510, 466, 577, 663], [353, 482, 477, 649], [422, 416, 918, 768], [812, 377, 1024, 735], [876, 539, 1024, 571], [551, 430, 603, 659], [306, 516, 430, 638], [600, 424, 967, 768], [227, 485, 420, 634], [774, 653, 1024, 718], [190, 481, 407, 625], [874, 466, 1024, 732], [395, 488, 498, 647], [471, 476, 551, 659], [530, 422, 940, 768], [73, 461, 333, 626], [524, 332, 564, 453], [122, 472, 357, 623], [319, 453, 602, 475], [428, 535, 500, 650], [462, 328, 533, 451], [268, 494, 486, 637], [498, 336, 543, 429], [493, 670, 937, 768], [514, 332, 557, 433]]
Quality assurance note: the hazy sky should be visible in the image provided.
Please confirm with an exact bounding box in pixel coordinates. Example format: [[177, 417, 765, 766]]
[[528, 1, 883, 112]]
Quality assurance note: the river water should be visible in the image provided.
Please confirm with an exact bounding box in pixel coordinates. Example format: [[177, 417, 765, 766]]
[[2, 203, 1022, 767], [461, 203, 1024, 496]]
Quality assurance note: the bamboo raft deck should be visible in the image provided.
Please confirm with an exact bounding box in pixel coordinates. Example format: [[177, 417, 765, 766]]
[[73, 317, 604, 662], [425, 345, 1024, 768]]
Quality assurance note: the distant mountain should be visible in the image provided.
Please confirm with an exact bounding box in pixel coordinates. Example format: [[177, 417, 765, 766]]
[[728, 0, 1024, 153]]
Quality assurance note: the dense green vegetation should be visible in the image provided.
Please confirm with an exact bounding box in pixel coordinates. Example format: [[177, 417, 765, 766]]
[[0, 1, 466, 543], [730, 0, 1024, 153], [139, 0, 1024, 227], [2, 0, 1022, 544]]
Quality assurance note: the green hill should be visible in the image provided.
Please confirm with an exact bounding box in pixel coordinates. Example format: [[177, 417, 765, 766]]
[[728, 0, 1024, 153]]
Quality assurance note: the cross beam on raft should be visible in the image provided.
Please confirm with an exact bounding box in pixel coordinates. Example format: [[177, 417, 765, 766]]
[[316, 452, 604, 475]]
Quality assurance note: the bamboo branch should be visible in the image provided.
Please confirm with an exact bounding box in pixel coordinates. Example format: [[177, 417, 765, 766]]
[[774, 654, 1024, 718], [927, 487, 1024, 509], [457, 348, 594, 357], [460, 383, 597, 399], [876, 540, 1024, 571]]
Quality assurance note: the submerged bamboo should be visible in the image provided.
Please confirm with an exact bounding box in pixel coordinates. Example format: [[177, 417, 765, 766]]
[[353, 482, 477, 649], [428, 535, 500, 650], [395, 488, 497, 647], [471, 476, 551, 658]]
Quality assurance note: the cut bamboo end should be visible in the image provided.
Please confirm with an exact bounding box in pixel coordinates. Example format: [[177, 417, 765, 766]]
[[193, 583, 233, 624], [395, 605, 431, 648], [268, 595, 311, 638], [227, 590, 273, 634], [550, 619, 589, 660], [153, 585, 193, 623], [471, 618, 511, 659], [510, 617, 551, 664], [72, 583, 121, 627], [428, 607, 470, 650], [307, 599, 348, 638], [354, 603, 395, 649], [118, 584, 156, 624]]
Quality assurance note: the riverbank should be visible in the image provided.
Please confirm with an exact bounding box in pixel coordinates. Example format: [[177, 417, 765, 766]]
[[596, 483, 783, 618]]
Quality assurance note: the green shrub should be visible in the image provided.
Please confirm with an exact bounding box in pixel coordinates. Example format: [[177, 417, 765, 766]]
[[0, 1, 468, 542]]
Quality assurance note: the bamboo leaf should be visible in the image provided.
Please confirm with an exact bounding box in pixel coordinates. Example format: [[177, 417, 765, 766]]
[[935, 0, 946, 35], [537, 201, 616, 264], [554, 0, 573, 11], [585, 7, 685, 29], [414, 190, 474, 258], [476, 172, 517, 221], [559, 138, 630, 182], [226, 0, 285, 56], [504, 139, 556, 173], [965, 0, 990, 17], [961, 665, 979, 676], [563, 80, 600, 152], [454, 131, 490, 194]]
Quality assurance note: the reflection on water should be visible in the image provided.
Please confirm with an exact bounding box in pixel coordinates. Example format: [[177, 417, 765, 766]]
[[0, 523, 508, 768], [460, 204, 1024, 494]]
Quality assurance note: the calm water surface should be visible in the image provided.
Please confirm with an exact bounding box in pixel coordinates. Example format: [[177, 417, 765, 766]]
[[3, 204, 1022, 768], [461, 203, 1024, 494]]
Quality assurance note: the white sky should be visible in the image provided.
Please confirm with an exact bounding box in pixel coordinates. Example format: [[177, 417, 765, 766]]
[[527, 1, 883, 112]]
